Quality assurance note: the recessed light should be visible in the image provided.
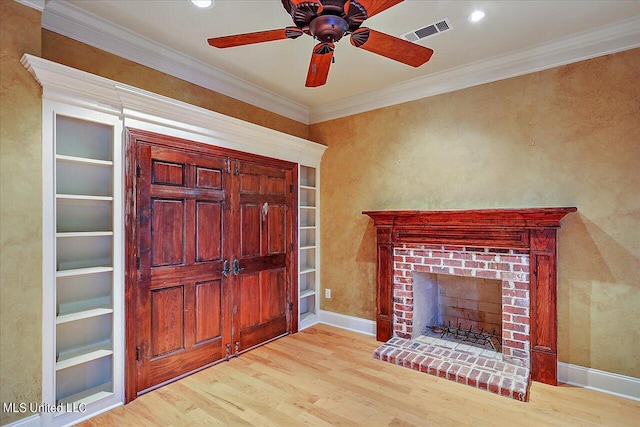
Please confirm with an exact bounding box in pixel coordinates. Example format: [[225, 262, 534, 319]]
[[190, 0, 214, 9], [468, 10, 485, 23]]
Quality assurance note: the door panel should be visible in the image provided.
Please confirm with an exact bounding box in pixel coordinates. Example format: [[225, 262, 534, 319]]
[[195, 280, 223, 343], [150, 285, 184, 357], [136, 143, 229, 393], [151, 199, 185, 266], [267, 204, 286, 254], [263, 268, 286, 320], [196, 202, 222, 262], [240, 204, 261, 257], [233, 160, 292, 352], [238, 273, 261, 329]]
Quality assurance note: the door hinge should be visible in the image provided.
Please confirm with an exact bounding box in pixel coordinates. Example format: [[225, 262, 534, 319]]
[[225, 343, 232, 361], [136, 165, 141, 178], [290, 184, 294, 193], [235, 341, 240, 354], [136, 255, 140, 270], [288, 302, 294, 311], [136, 346, 140, 361], [290, 243, 294, 252], [234, 160, 239, 176]]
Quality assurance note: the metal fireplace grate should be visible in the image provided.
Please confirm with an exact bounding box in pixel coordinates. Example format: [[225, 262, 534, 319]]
[[427, 322, 502, 352]]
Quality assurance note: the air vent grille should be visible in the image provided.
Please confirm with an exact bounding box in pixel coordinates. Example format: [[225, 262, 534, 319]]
[[402, 18, 452, 42]]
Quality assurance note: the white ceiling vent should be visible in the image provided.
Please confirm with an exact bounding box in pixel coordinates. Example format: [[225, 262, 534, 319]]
[[402, 18, 452, 42]]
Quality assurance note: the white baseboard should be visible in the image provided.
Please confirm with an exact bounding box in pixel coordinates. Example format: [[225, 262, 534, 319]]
[[318, 310, 376, 336], [316, 312, 640, 402], [2, 414, 41, 427], [558, 362, 640, 401]]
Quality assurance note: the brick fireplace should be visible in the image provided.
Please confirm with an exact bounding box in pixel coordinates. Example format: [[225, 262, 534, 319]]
[[363, 208, 576, 399], [393, 244, 531, 367]]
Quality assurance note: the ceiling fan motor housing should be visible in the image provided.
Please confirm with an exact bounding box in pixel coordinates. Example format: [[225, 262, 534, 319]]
[[310, 15, 349, 43]]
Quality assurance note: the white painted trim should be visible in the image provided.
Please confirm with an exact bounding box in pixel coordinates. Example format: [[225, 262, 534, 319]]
[[308, 15, 640, 123], [558, 362, 640, 402], [13, 0, 45, 12], [2, 414, 41, 427], [319, 310, 376, 336], [21, 54, 326, 167], [39, 0, 640, 125], [41, 0, 309, 124]]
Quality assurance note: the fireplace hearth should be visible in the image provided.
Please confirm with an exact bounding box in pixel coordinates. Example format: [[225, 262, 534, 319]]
[[363, 208, 576, 398]]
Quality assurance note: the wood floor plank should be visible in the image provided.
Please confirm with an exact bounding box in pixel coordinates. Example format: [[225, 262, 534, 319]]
[[81, 324, 640, 427]]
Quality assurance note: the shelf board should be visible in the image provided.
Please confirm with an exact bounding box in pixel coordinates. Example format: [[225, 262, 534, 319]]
[[300, 226, 316, 230], [299, 311, 317, 322], [56, 346, 113, 371], [56, 154, 113, 167], [57, 307, 113, 325], [56, 266, 113, 278], [56, 231, 113, 238], [299, 267, 316, 274], [300, 185, 316, 191], [300, 245, 316, 250], [57, 382, 113, 407], [57, 194, 113, 201], [299, 205, 316, 210], [299, 289, 316, 299]]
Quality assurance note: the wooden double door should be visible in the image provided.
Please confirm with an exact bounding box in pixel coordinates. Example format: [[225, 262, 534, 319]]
[[125, 130, 297, 400]]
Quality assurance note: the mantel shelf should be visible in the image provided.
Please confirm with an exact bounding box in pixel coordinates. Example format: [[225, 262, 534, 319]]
[[362, 207, 577, 229]]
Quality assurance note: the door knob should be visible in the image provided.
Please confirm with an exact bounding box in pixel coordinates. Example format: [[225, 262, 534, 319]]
[[222, 259, 230, 277], [233, 259, 245, 275]]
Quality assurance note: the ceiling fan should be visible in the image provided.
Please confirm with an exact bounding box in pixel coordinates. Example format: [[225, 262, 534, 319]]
[[207, 0, 434, 87]]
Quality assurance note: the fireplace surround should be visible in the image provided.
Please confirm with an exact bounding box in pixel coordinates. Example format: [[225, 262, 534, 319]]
[[363, 208, 576, 385]]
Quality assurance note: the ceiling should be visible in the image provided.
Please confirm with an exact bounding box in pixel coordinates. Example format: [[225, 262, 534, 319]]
[[43, 0, 640, 123]]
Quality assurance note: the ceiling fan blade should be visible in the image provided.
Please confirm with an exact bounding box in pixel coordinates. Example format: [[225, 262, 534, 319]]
[[347, 0, 403, 19], [290, 0, 321, 5], [306, 42, 335, 88], [208, 27, 303, 48], [350, 27, 433, 67]]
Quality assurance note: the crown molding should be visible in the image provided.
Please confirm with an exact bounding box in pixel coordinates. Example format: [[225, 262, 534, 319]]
[[14, 0, 45, 11], [41, 0, 310, 124], [308, 15, 640, 124], [40, 0, 639, 126], [21, 54, 326, 166]]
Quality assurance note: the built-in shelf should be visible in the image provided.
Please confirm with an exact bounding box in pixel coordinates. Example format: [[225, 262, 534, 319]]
[[43, 104, 122, 426], [57, 382, 114, 407], [56, 348, 113, 371], [57, 307, 114, 324], [56, 154, 113, 167], [56, 266, 114, 278], [57, 231, 113, 238], [299, 165, 319, 330], [56, 194, 113, 201], [300, 311, 316, 323], [300, 289, 316, 299]]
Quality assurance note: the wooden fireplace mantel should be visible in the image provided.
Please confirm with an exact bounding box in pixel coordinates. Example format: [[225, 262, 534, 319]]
[[362, 207, 576, 385]]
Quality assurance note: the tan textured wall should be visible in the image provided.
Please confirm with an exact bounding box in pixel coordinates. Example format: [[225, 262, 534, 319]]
[[310, 49, 640, 378], [41, 30, 308, 140], [0, 1, 43, 424]]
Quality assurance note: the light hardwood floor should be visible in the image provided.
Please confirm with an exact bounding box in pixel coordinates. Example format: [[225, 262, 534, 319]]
[[81, 324, 639, 426]]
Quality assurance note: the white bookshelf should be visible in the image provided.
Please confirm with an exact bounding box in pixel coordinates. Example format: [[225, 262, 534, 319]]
[[43, 103, 123, 425], [299, 165, 320, 329]]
